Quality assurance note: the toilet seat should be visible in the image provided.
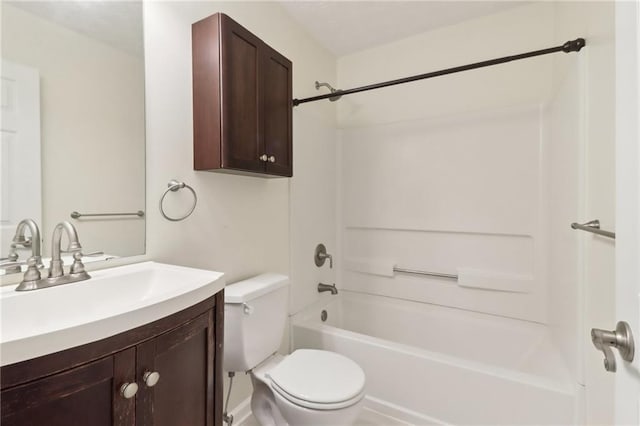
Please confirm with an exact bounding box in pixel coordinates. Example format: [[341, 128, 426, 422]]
[[266, 349, 366, 411], [270, 381, 365, 411]]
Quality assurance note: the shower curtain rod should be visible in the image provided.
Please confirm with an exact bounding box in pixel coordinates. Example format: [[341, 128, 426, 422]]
[[292, 38, 586, 107]]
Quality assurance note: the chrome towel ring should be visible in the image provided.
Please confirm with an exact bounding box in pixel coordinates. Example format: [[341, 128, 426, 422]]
[[159, 179, 197, 222]]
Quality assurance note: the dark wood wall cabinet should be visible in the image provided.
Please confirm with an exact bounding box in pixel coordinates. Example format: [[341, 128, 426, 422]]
[[192, 13, 293, 178], [0, 292, 224, 426]]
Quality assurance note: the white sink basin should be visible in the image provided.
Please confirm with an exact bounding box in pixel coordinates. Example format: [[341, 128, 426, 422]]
[[0, 261, 225, 366]]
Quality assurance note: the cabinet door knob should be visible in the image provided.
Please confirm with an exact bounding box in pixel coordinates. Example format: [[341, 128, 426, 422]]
[[120, 382, 139, 399], [268, 155, 276, 163], [259, 154, 268, 162], [143, 371, 161, 387]]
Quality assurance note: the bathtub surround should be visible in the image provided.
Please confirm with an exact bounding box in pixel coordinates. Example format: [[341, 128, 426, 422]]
[[339, 105, 546, 322], [337, 2, 554, 322], [335, 1, 614, 424]]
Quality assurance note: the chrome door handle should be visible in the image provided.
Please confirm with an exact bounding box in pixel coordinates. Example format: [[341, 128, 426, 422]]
[[259, 154, 268, 162], [591, 321, 635, 372], [268, 155, 276, 163]]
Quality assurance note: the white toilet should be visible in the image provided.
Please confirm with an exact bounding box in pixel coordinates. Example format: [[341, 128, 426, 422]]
[[224, 273, 366, 426]]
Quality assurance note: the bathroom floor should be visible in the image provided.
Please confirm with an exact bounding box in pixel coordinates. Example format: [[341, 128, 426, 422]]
[[241, 408, 412, 426]]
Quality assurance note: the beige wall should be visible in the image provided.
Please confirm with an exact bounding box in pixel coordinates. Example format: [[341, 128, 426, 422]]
[[143, 1, 336, 411], [1, 4, 145, 257]]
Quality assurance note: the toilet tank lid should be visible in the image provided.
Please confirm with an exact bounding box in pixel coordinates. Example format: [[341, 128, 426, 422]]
[[225, 273, 289, 303]]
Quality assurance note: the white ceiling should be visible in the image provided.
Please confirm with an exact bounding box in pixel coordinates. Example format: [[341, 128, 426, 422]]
[[279, 1, 527, 56], [7, 1, 143, 57]]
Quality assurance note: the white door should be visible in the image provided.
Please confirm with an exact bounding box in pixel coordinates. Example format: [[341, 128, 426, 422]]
[[615, 0, 640, 423], [0, 60, 42, 257], [583, 1, 639, 423]]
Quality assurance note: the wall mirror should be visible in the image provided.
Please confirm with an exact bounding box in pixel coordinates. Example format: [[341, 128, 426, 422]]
[[1, 1, 146, 276]]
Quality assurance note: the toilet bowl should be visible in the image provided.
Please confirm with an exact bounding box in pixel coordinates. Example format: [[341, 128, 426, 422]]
[[223, 274, 366, 426], [250, 350, 366, 426]]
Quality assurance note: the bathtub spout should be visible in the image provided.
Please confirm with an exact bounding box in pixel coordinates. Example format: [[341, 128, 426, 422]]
[[318, 282, 338, 295]]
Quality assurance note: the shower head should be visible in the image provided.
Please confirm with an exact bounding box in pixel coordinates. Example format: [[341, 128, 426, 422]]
[[315, 81, 342, 102]]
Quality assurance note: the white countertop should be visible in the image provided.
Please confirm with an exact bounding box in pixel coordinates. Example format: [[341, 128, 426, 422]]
[[0, 261, 225, 366]]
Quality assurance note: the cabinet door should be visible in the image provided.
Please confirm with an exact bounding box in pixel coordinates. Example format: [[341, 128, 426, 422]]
[[220, 14, 265, 173], [262, 44, 293, 177], [136, 311, 215, 426], [1, 348, 136, 426]]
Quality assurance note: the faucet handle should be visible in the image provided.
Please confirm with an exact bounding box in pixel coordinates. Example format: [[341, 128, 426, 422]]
[[22, 257, 42, 282], [14, 257, 43, 291], [70, 252, 86, 274], [314, 244, 333, 269], [6, 251, 19, 262], [69, 252, 91, 280], [324, 253, 333, 269]]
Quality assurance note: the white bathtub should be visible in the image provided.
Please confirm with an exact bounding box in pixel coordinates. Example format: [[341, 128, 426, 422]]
[[291, 291, 575, 425]]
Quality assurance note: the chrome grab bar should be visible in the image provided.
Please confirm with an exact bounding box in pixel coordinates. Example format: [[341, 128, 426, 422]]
[[571, 219, 615, 239], [70, 211, 145, 219], [393, 267, 458, 280]]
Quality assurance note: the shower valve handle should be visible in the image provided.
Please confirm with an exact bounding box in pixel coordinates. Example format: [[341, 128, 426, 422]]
[[314, 244, 333, 269], [591, 321, 635, 372]]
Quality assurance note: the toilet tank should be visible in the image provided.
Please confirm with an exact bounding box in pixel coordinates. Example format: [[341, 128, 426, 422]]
[[224, 273, 289, 372]]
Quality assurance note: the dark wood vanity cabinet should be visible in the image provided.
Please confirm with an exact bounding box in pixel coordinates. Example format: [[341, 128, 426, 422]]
[[0, 292, 223, 426], [1, 352, 134, 426], [192, 13, 293, 177], [136, 313, 215, 425]]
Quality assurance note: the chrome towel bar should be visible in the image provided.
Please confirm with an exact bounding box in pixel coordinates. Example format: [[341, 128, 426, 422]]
[[71, 211, 145, 219], [393, 266, 458, 280], [571, 219, 615, 239]]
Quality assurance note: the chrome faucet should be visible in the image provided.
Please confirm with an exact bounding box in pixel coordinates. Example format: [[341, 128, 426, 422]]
[[2, 219, 44, 274], [318, 283, 338, 295], [49, 221, 83, 279], [15, 221, 91, 291], [314, 244, 333, 269]]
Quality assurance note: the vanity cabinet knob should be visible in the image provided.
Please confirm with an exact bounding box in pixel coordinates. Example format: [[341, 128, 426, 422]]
[[259, 154, 268, 162], [143, 371, 161, 387], [268, 155, 276, 163], [120, 382, 139, 399]]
